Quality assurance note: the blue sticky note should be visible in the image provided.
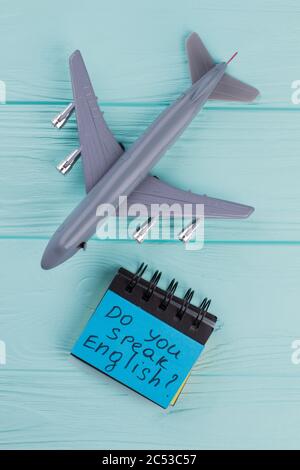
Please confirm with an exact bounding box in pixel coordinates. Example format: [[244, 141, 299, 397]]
[[72, 289, 203, 408]]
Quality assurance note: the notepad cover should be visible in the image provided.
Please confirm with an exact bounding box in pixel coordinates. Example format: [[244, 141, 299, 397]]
[[71, 289, 203, 408]]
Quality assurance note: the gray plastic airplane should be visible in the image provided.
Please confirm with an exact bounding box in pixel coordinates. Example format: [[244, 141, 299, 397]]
[[41, 32, 259, 270]]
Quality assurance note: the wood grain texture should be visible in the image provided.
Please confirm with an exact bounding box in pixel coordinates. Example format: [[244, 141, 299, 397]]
[[1, 0, 300, 105], [1, 105, 300, 241], [1, 0, 300, 450], [1, 240, 300, 450]]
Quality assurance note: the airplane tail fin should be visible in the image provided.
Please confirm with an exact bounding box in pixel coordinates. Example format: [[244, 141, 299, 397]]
[[186, 32, 259, 102]]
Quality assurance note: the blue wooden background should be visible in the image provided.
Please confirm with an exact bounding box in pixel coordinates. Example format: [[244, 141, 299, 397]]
[[1, 0, 300, 450]]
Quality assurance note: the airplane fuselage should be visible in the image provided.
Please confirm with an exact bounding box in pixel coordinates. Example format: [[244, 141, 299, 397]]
[[41, 63, 227, 269]]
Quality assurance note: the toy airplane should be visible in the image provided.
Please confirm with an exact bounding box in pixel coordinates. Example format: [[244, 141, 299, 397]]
[[41, 33, 259, 270]]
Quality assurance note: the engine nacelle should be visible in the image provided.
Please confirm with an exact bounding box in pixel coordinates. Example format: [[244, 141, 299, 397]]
[[52, 102, 75, 129], [56, 148, 81, 175], [133, 217, 157, 243], [178, 219, 201, 243]]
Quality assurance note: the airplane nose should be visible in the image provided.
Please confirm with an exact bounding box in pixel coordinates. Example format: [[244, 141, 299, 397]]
[[41, 236, 81, 270], [41, 241, 63, 270]]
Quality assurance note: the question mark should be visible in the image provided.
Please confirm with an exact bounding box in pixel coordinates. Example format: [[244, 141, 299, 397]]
[[165, 374, 179, 395]]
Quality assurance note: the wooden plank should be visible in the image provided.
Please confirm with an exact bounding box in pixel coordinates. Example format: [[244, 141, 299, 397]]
[[0, 239, 300, 449], [0, 0, 299, 105], [0, 105, 299, 240], [1, 0, 300, 451]]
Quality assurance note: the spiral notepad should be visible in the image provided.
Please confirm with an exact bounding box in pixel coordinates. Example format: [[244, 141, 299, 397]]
[[71, 264, 217, 408]]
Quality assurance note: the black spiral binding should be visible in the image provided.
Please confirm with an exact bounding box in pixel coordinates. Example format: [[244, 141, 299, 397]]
[[176, 288, 194, 320], [109, 263, 217, 345], [126, 262, 148, 293], [159, 279, 178, 310], [192, 297, 211, 329], [143, 270, 162, 302]]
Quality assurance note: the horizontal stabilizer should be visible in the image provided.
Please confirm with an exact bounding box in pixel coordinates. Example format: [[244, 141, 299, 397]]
[[186, 32, 259, 102], [209, 73, 259, 102]]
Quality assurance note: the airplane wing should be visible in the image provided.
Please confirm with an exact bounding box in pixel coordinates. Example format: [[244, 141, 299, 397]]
[[118, 175, 254, 218], [69, 50, 124, 192]]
